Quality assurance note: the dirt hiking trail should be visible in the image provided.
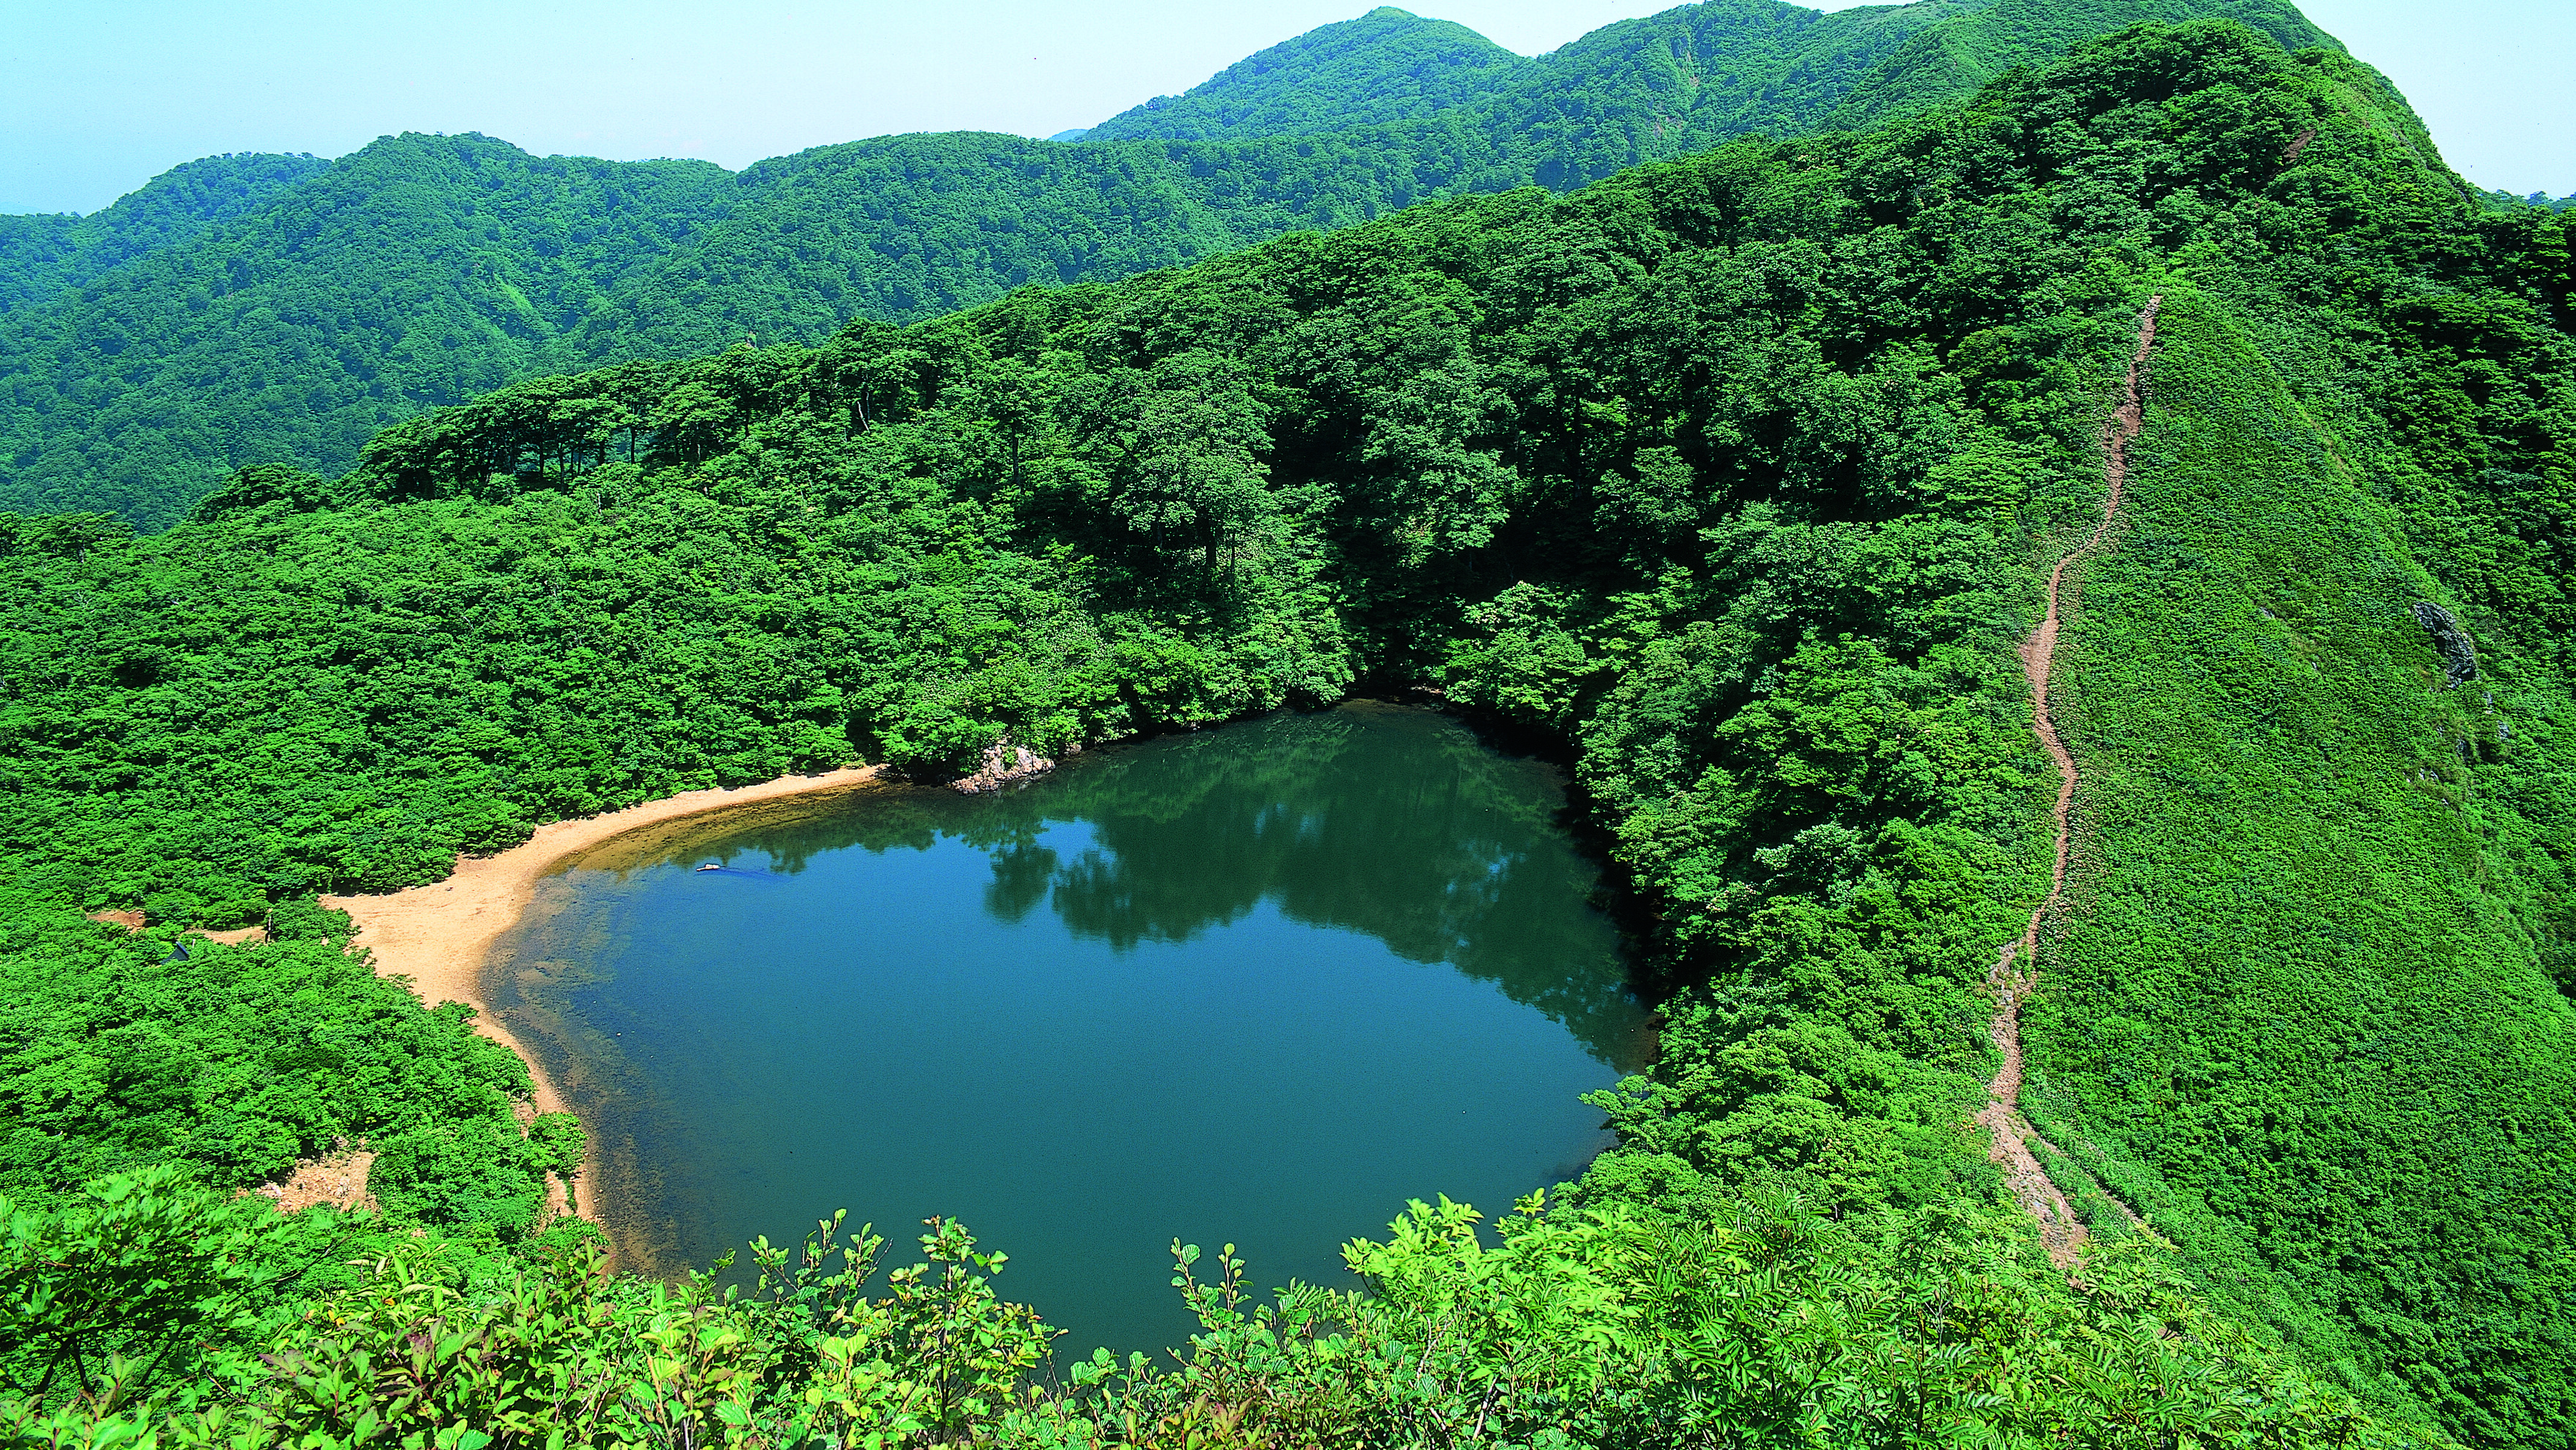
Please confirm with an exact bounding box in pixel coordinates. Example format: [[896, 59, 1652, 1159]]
[[1978, 297, 2159, 1268]]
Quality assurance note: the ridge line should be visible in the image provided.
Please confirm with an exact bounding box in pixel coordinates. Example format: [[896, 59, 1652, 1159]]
[[1976, 294, 2160, 1268]]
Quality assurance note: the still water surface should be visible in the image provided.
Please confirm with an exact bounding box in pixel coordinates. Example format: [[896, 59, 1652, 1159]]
[[488, 703, 1650, 1355]]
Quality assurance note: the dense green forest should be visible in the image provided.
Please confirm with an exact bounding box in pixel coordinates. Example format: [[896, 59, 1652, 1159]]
[[1071, 7, 1529, 143], [0, 0, 2340, 530], [0, 893, 587, 1237], [6, 14, 2572, 1445], [0, 153, 328, 315]]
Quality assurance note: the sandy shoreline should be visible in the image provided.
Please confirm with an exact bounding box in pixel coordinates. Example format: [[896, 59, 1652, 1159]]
[[323, 764, 891, 1226]]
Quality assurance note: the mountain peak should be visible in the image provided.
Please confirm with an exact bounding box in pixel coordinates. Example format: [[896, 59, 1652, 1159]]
[[1079, 7, 1527, 144]]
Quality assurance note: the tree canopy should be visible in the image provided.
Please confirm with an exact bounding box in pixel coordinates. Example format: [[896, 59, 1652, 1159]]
[[2, 13, 2569, 1447], [0, 0, 2338, 530]]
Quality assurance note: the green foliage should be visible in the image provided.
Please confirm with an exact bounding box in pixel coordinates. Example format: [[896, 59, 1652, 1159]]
[[0, 898, 559, 1236], [0, 14, 2568, 1445], [0, 1182, 2410, 1448], [0, 1197, 1059, 1449], [0, 0, 2340, 530], [258, 899, 352, 946], [1078, 7, 1528, 144], [1116, 1188, 2404, 1447], [183, 466, 341, 525], [526, 1113, 584, 1180], [0, 1169, 353, 1410], [366, 1117, 553, 1244]]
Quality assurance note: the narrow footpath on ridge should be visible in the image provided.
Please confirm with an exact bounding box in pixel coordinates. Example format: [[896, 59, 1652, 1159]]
[[1977, 296, 2160, 1268]]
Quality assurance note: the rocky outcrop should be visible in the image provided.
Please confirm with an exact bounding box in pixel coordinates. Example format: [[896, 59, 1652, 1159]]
[[951, 740, 1059, 794], [2411, 603, 2477, 688]]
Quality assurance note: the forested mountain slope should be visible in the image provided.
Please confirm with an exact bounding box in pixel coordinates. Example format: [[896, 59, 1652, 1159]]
[[4, 19, 2569, 1444], [0, 0, 2339, 530], [1075, 5, 1528, 142], [0, 138, 736, 530], [0, 151, 328, 314]]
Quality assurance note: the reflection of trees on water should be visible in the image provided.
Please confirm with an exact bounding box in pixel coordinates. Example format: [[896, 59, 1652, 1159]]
[[666, 706, 1649, 1071]]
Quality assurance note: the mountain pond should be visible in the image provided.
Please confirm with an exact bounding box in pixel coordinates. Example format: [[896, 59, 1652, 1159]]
[[486, 701, 1653, 1355]]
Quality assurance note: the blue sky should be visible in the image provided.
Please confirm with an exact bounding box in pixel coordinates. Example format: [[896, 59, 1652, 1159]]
[[2, 0, 2568, 215]]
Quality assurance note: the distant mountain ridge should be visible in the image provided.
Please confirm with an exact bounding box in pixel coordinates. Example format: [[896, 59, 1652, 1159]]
[[0, 152, 328, 313], [0, 0, 2347, 527], [0, 138, 736, 525], [1080, 6, 1530, 142], [1078, 0, 2338, 150]]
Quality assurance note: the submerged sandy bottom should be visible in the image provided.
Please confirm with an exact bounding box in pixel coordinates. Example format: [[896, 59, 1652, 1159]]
[[323, 765, 891, 1224]]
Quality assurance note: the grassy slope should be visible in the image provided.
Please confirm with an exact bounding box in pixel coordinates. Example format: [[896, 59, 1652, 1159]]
[[2022, 283, 2576, 1440]]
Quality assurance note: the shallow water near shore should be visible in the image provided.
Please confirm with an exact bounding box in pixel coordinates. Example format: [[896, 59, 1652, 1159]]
[[487, 702, 1651, 1355]]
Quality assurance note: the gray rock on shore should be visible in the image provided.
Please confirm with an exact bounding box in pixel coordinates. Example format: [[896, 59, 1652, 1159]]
[[952, 741, 1057, 794]]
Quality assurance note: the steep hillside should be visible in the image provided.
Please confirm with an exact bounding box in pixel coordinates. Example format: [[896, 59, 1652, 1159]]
[[1078, 5, 1528, 142], [3, 19, 2568, 1443], [2010, 52, 2574, 1436], [2020, 283, 2576, 1442], [1825, 0, 2340, 128], [0, 152, 328, 313], [1, 0, 2344, 530], [0, 137, 734, 528]]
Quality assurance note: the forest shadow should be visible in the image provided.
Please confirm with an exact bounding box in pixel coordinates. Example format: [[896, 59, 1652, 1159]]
[[602, 703, 1653, 1072]]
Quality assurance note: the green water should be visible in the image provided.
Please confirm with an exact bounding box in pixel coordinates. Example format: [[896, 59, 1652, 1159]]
[[487, 703, 1651, 1355]]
